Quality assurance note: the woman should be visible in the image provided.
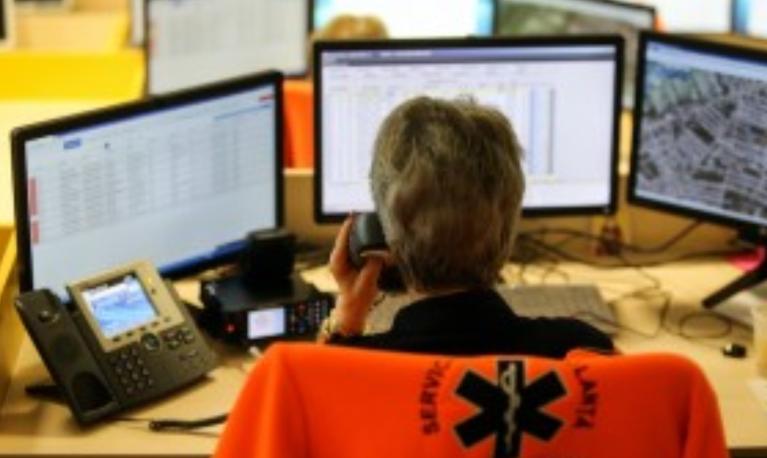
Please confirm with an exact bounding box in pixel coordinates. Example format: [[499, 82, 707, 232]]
[[319, 96, 613, 357]]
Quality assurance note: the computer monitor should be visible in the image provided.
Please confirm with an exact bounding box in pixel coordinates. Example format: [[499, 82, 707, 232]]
[[630, 32, 767, 308], [146, 0, 309, 95], [315, 37, 623, 223], [312, 0, 495, 37], [12, 72, 284, 299], [633, 0, 731, 32], [733, 0, 767, 38], [495, 0, 654, 107]]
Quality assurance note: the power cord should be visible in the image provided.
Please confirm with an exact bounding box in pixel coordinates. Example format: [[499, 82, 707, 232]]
[[519, 220, 703, 255], [149, 414, 229, 431], [515, 232, 737, 345], [516, 230, 745, 269], [115, 414, 229, 432]]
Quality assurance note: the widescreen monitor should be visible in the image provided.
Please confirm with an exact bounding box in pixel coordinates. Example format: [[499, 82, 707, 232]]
[[630, 33, 767, 231], [495, 0, 655, 106], [630, 32, 767, 308], [12, 72, 284, 298], [312, 0, 495, 37], [733, 0, 767, 38], [146, 0, 308, 95], [315, 37, 623, 222]]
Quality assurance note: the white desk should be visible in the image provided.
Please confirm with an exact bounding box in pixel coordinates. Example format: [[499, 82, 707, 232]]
[[1, 259, 767, 457]]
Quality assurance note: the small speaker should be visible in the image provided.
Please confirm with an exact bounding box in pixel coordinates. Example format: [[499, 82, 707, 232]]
[[239, 229, 296, 286]]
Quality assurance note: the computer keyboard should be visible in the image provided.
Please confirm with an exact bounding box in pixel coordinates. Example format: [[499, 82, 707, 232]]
[[497, 284, 618, 335]]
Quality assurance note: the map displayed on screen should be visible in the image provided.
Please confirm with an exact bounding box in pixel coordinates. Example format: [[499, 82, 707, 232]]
[[635, 42, 767, 226]]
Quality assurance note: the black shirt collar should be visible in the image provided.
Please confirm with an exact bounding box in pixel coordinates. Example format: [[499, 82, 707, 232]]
[[389, 289, 517, 335]]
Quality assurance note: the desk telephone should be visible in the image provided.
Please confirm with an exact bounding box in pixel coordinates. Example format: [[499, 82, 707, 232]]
[[15, 261, 218, 425]]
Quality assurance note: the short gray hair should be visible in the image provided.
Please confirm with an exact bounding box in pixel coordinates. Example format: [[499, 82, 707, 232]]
[[370, 96, 525, 292]]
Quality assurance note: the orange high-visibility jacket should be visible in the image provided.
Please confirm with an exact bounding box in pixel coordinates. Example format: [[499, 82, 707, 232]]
[[215, 343, 727, 458]]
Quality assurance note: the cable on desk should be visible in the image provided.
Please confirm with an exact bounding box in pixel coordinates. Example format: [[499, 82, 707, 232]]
[[519, 220, 703, 255], [149, 413, 229, 431], [514, 235, 737, 345], [677, 311, 734, 341], [115, 413, 229, 432], [508, 242, 570, 286], [510, 235, 672, 338], [516, 232, 744, 270]]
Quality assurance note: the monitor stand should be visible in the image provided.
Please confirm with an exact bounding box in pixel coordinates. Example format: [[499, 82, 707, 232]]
[[703, 243, 767, 309]]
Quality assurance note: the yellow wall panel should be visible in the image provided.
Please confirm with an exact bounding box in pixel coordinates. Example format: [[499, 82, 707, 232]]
[[0, 228, 19, 406], [0, 50, 144, 99]]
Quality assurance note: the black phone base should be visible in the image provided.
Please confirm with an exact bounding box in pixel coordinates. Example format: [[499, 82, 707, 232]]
[[24, 380, 228, 432]]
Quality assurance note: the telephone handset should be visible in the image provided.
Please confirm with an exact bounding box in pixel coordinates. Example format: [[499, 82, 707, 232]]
[[348, 213, 405, 291], [15, 261, 218, 425]]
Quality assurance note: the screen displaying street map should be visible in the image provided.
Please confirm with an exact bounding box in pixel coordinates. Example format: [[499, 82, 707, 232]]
[[634, 39, 767, 227]]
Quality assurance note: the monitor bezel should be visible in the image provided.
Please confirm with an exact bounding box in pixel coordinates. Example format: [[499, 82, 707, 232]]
[[629, 31, 767, 233], [0, 0, 13, 50], [11, 71, 285, 294], [313, 35, 624, 223], [310, 0, 498, 37], [492, 0, 657, 35], [143, 0, 312, 96]]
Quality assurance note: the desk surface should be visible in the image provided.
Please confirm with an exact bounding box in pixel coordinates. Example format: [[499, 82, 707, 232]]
[[2, 259, 767, 457]]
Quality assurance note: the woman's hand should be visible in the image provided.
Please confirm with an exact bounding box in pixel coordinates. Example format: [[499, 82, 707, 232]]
[[328, 216, 384, 336]]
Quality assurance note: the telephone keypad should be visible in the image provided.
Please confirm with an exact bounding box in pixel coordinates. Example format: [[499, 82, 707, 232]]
[[106, 325, 209, 400], [109, 344, 155, 398]]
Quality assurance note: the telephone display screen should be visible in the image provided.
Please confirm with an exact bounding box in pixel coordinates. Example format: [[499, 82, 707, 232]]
[[247, 308, 285, 339], [82, 275, 158, 338]]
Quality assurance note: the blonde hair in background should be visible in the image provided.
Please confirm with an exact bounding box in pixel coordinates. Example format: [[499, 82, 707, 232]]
[[312, 14, 388, 41], [307, 14, 388, 75]]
